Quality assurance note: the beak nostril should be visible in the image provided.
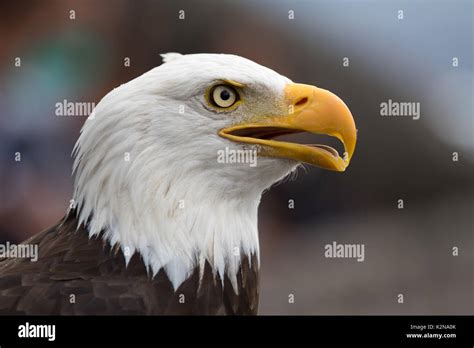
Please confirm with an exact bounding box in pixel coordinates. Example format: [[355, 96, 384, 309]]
[[294, 97, 309, 107]]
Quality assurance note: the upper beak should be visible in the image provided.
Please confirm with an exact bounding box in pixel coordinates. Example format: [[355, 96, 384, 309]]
[[218, 83, 357, 172]]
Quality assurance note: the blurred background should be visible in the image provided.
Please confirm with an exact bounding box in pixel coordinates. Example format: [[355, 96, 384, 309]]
[[0, 0, 472, 314]]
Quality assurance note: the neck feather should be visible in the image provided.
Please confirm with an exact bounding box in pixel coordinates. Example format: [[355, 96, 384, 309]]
[[73, 147, 263, 290]]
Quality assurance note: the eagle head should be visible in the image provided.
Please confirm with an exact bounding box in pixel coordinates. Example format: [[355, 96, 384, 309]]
[[72, 53, 357, 289]]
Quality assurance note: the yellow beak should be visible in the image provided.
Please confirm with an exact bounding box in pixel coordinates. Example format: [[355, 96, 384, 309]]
[[219, 83, 357, 171]]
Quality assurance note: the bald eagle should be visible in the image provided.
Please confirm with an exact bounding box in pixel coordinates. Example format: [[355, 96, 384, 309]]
[[0, 53, 356, 315]]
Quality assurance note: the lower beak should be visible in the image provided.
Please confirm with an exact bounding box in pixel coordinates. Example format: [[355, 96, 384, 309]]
[[219, 83, 357, 172]]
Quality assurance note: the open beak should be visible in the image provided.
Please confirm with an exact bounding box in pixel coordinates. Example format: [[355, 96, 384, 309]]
[[218, 83, 357, 171]]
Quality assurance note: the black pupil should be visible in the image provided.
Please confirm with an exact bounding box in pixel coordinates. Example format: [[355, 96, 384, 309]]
[[220, 89, 231, 101]]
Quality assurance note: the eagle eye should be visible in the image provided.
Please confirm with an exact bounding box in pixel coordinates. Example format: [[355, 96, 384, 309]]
[[209, 85, 239, 109]]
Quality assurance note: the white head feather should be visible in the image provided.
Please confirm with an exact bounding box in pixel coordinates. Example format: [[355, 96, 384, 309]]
[[72, 53, 297, 290]]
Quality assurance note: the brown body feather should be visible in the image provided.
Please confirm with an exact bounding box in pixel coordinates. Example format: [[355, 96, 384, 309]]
[[0, 212, 259, 315]]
